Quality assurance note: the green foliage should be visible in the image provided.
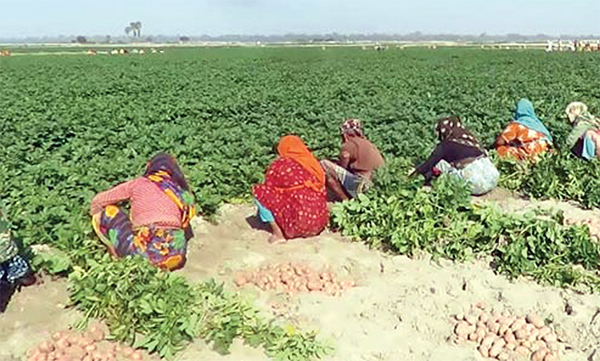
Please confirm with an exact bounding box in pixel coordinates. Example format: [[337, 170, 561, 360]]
[[496, 151, 600, 209], [69, 256, 332, 360], [1, 48, 599, 254], [333, 158, 600, 292]]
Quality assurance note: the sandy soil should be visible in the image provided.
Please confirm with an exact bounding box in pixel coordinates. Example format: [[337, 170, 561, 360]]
[[1, 191, 599, 361]]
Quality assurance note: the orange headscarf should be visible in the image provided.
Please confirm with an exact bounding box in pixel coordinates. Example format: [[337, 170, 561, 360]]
[[277, 135, 325, 192]]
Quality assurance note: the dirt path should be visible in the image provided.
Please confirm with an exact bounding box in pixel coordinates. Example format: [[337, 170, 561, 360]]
[[1, 194, 599, 361]]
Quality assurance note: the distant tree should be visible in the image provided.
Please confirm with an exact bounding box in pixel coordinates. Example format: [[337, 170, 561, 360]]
[[129, 21, 142, 37], [180, 36, 190, 42], [125, 26, 133, 37], [105, 35, 111, 44], [76, 35, 87, 44]]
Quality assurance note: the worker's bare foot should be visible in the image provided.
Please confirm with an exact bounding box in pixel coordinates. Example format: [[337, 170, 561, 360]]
[[268, 234, 287, 244]]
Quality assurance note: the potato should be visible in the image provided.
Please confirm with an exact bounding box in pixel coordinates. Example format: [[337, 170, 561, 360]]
[[510, 318, 526, 332], [544, 351, 558, 361], [85, 344, 97, 353], [478, 312, 489, 323], [497, 352, 509, 361], [64, 345, 86, 360], [234, 275, 247, 286], [27, 350, 42, 361], [476, 327, 486, 341], [53, 332, 66, 341], [515, 346, 530, 355], [121, 346, 134, 357], [475, 301, 487, 309], [537, 326, 551, 339], [491, 338, 506, 350], [515, 329, 529, 340], [307, 280, 323, 291], [486, 319, 497, 330], [505, 341, 517, 351], [481, 335, 495, 349], [39, 341, 55, 353], [542, 333, 557, 343], [521, 340, 532, 349], [478, 345, 489, 358], [526, 312, 545, 328], [531, 348, 548, 361], [465, 314, 477, 326], [531, 340, 547, 352], [454, 321, 472, 337], [454, 313, 465, 322], [56, 338, 71, 350], [498, 323, 510, 336], [489, 344, 503, 358], [131, 351, 143, 360], [490, 322, 501, 335], [503, 331, 516, 344]]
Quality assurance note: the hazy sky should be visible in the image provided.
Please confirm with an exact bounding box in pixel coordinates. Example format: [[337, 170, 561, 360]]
[[0, 0, 598, 38]]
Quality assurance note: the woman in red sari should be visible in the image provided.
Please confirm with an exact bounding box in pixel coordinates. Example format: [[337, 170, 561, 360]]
[[253, 135, 329, 244]]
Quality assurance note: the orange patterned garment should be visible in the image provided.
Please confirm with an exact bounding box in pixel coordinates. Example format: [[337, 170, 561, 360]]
[[495, 122, 551, 160]]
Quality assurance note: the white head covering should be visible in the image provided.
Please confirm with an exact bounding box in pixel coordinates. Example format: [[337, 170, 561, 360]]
[[565, 102, 589, 123]]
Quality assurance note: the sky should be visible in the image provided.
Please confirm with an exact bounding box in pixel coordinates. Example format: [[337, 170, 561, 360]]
[[0, 0, 598, 38]]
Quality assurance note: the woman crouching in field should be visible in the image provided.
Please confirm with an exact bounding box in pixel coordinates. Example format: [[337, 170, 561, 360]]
[[253, 135, 329, 244], [0, 203, 36, 312], [90, 153, 196, 271], [413, 116, 499, 195], [495, 98, 553, 161], [565, 102, 600, 160], [320, 119, 385, 201]]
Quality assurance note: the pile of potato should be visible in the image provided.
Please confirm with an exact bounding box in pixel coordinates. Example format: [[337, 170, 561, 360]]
[[452, 303, 561, 361], [27, 325, 145, 361], [234, 262, 356, 296]]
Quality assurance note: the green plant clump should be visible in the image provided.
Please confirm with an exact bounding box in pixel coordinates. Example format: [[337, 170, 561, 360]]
[[332, 158, 600, 292], [496, 151, 600, 209], [69, 255, 332, 360]]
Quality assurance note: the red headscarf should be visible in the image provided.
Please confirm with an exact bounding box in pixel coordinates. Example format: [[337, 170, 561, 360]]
[[276, 135, 325, 192]]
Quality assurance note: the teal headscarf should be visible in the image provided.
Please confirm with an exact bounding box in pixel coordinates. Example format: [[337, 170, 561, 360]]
[[513, 99, 553, 143]]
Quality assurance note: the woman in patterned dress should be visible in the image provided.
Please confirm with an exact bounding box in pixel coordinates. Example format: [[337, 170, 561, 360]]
[[414, 116, 499, 196], [495, 98, 553, 161], [253, 135, 329, 244], [90, 153, 196, 271]]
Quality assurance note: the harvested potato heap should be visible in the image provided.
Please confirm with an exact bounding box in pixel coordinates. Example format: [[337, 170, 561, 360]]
[[234, 263, 356, 296], [27, 325, 146, 361], [452, 304, 561, 361]]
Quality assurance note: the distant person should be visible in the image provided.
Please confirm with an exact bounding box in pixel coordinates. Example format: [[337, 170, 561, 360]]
[[495, 98, 553, 161], [1, 203, 35, 312], [320, 119, 385, 201], [90, 153, 196, 271], [412, 116, 499, 195], [565, 102, 600, 160], [253, 135, 329, 244]]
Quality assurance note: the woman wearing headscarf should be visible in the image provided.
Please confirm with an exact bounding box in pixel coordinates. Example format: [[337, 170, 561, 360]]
[[414, 115, 499, 195], [565, 102, 600, 160], [253, 135, 329, 244], [0, 203, 35, 311], [90, 152, 196, 271], [320, 119, 385, 201], [495, 98, 553, 160]]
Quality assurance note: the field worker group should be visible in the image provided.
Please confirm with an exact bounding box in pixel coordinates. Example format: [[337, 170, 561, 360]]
[[2, 99, 598, 310]]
